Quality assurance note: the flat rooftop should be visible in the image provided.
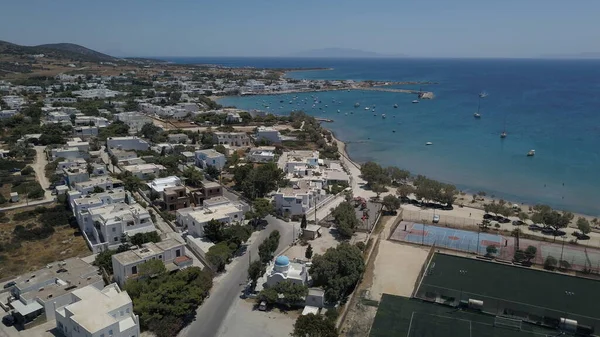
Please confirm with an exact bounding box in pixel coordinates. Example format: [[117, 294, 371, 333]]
[[14, 258, 102, 304], [112, 239, 184, 266]]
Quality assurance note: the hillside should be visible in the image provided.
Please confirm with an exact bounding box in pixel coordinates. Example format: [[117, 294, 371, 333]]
[[0, 40, 116, 62]]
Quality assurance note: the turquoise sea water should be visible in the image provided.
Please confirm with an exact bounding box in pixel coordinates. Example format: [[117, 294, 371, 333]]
[[187, 58, 600, 215]]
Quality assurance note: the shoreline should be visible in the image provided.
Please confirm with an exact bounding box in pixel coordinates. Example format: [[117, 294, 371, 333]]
[[327, 127, 599, 226]]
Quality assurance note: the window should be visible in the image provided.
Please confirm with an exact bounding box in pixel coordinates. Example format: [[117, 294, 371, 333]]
[[109, 330, 113, 336], [112, 227, 116, 232], [114, 237, 119, 242], [296, 199, 302, 204], [176, 249, 181, 257], [126, 308, 130, 314], [132, 265, 137, 274], [234, 215, 238, 219]]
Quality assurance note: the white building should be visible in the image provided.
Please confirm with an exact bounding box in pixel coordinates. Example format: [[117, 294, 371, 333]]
[[256, 126, 283, 144], [2, 95, 25, 109], [111, 239, 192, 287], [0, 109, 18, 119], [213, 132, 251, 147], [66, 138, 90, 152], [265, 255, 308, 287], [107, 136, 150, 152], [248, 146, 276, 163], [51, 147, 89, 161], [114, 112, 153, 134], [176, 199, 245, 237], [45, 111, 72, 125], [280, 150, 320, 175], [194, 149, 226, 170], [147, 176, 182, 195], [167, 133, 189, 144], [55, 283, 140, 337], [122, 163, 165, 180], [9, 258, 104, 322], [43, 97, 78, 104], [273, 180, 326, 216], [74, 116, 110, 128], [74, 126, 99, 139], [72, 88, 124, 99], [226, 112, 242, 123], [73, 176, 120, 195]]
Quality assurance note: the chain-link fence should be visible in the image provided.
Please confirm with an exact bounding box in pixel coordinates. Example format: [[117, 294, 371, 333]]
[[402, 209, 480, 228]]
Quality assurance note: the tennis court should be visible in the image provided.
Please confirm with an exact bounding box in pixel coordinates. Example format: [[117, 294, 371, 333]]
[[415, 253, 600, 332], [370, 294, 560, 337], [394, 222, 506, 256]]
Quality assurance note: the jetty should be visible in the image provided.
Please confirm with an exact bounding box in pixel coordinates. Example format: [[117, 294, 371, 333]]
[[354, 87, 435, 99]]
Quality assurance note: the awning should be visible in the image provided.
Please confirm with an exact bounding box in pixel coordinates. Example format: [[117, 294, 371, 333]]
[[11, 300, 43, 316]]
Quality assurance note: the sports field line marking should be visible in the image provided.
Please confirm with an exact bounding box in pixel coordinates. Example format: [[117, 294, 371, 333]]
[[406, 311, 415, 337], [420, 283, 600, 321]]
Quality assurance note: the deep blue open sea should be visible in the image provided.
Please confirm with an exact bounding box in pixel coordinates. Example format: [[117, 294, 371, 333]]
[[167, 57, 600, 215]]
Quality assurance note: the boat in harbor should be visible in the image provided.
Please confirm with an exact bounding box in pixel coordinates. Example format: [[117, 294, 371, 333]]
[[394, 104, 398, 108], [365, 107, 370, 110], [354, 102, 360, 107], [500, 111, 508, 138], [382, 114, 386, 118], [426, 142, 433, 146], [474, 112, 481, 118], [412, 100, 419, 104], [474, 92, 485, 118], [500, 131, 507, 138], [527, 150, 535, 157]]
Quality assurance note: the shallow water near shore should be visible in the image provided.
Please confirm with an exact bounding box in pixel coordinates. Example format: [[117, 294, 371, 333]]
[[206, 58, 600, 216]]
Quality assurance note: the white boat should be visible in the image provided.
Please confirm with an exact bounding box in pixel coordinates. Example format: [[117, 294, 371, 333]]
[[382, 114, 386, 118], [412, 100, 419, 104], [425, 142, 433, 146], [394, 104, 398, 108], [345, 113, 348, 115], [527, 150, 535, 157], [474, 113, 481, 118], [365, 107, 370, 110], [354, 102, 360, 107], [500, 131, 507, 138], [337, 109, 340, 113]]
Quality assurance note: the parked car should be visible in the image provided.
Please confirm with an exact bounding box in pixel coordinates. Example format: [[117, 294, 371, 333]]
[[3, 281, 15, 289], [528, 224, 542, 231], [483, 213, 493, 220], [258, 301, 267, 311], [553, 229, 566, 237], [2, 314, 14, 327], [512, 220, 525, 226], [433, 215, 440, 223], [573, 232, 591, 240], [541, 227, 555, 235]]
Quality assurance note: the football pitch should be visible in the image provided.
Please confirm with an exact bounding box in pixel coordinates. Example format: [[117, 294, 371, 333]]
[[370, 294, 560, 337], [415, 253, 600, 331]]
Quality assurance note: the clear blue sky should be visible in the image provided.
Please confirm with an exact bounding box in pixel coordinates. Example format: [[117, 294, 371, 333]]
[[1, 0, 599, 58]]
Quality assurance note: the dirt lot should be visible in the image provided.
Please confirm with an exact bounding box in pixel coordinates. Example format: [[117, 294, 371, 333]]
[[285, 226, 342, 261], [370, 241, 430, 300], [0, 205, 89, 280]]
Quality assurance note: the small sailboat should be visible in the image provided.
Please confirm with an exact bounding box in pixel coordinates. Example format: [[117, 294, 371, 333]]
[[354, 102, 360, 107], [393, 104, 398, 108], [337, 109, 340, 113], [500, 111, 507, 138], [365, 107, 370, 110], [474, 92, 484, 118], [412, 100, 419, 104], [500, 131, 507, 138], [527, 150, 535, 157], [474, 113, 481, 118], [382, 114, 386, 118], [425, 142, 433, 146]]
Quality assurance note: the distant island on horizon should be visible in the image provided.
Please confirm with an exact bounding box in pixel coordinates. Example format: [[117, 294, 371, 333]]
[[287, 47, 409, 58]]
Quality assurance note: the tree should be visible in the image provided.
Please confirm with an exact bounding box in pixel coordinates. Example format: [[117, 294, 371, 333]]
[[310, 243, 365, 302], [485, 245, 497, 257], [272, 281, 309, 307], [20, 166, 34, 176], [331, 202, 360, 239], [240, 162, 285, 199], [396, 184, 415, 199], [257, 287, 278, 305], [360, 161, 390, 188], [544, 256, 558, 270], [381, 195, 401, 213], [371, 183, 387, 198], [518, 211, 529, 221], [205, 165, 220, 180], [206, 242, 233, 272], [292, 314, 338, 337], [138, 259, 166, 278], [559, 260, 571, 271], [577, 217, 591, 235], [248, 260, 266, 287], [94, 250, 116, 274], [305, 244, 313, 259], [204, 219, 224, 242], [222, 224, 251, 247], [480, 219, 491, 229], [92, 186, 105, 193], [183, 166, 204, 187], [258, 230, 280, 263], [514, 249, 526, 262], [525, 245, 537, 262], [386, 166, 410, 184], [300, 214, 307, 230], [130, 231, 161, 246], [247, 198, 273, 226], [214, 144, 227, 155]]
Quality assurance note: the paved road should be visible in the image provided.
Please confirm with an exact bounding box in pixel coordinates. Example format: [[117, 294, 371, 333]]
[[179, 215, 294, 337]]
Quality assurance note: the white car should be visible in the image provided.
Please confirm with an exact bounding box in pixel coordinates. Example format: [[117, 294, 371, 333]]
[[433, 215, 440, 223]]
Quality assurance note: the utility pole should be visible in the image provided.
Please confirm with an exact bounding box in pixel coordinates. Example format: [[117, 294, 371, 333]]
[[560, 236, 566, 262]]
